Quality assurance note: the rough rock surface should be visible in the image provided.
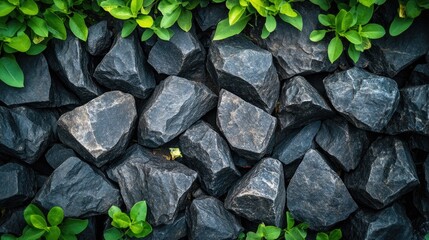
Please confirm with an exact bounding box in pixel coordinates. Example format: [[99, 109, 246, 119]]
[[86, 20, 113, 56], [344, 204, 414, 240], [0, 163, 36, 208], [287, 149, 358, 230], [195, 3, 228, 31], [324, 67, 400, 132], [315, 118, 368, 171], [207, 35, 279, 112], [146, 213, 187, 240], [386, 85, 429, 135], [138, 76, 217, 148], [345, 137, 419, 209], [0, 208, 26, 235], [278, 76, 333, 130], [45, 144, 77, 169], [93, 34, 155, 99], [225, 158, 285, 226], [179, 121, 241, 197], [34, 157, 121, 217], [217, 90, 277, 160], [57, 91, 137, 167], [409, 64, 429, 86], [187, 196, 243, 240], [425, 156, 429, 196]]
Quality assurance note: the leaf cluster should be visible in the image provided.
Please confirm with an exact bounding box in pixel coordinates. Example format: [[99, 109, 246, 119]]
[[389, 0, 429, 36], [0, 204, 88, 240]]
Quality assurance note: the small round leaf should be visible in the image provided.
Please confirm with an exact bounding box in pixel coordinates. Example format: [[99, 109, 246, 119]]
[[47, 206, 64, 226]]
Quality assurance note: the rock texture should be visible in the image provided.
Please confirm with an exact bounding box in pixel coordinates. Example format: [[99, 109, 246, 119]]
[[179, 121, 241, 197], [44, 144, 77, 169], [324, 67, 400, 132], [93, 34, 155, 99], [287, 149, 358, 230], [345, 137, 419, 209], [207, 35, 279, 112], [409, 64, 429, 86], [138, 76, 217, 148], [33, 157, 121, 217], [0, 208, 26, 236], [146, 213, 187, 240], [225, 158, 285, 227], [217, 90, 277, 160], [86, 20, 113, 56], [195, 3, 228, 31], [0, 163, 36, 208], [57, 91, 137, 167]]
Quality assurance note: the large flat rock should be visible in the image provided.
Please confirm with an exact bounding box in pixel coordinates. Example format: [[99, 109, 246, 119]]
[[0, 163, 36, 208]]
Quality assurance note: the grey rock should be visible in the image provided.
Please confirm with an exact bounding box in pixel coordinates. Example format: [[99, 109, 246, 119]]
[[138, 76, 217, 148], [195, 3, 228, 31], [324, 67, 400, 132], [315, 118, 368, 172], [148, 27, 206, 81], [77, 217, 97, 240], [344, 204, 414, 240], [0, 207, 26, 235], [0, 163, 36, 208], [180, 121, 241, 197], [278, 76, 333, 130], [425, 156, 429, 196], [145, 213, 187, 240], [225, 158, 285, 226], [408, 134, 429, 152], [207, 35, 280, 112], [49, 76, 81, 108], [86, 21, 113, 56], [45, 144, 77, 169], [187, 196, 243, 240], [409, 64, 429, 86], [46, 35, 103, 101], [287, 149, 357, 230], [34, 157, 121, 218], [345, 136, 419, 209], [58, 91, 137, 167], [217, 90, 277, 160], [93, 34, 155, 99], [386, 85, 429, 135], [413, 188, 429, 218]]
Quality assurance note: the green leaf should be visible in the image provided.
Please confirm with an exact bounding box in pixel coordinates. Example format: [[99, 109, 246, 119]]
[[310, 0, 331, 11], [336, 9, 354, 32], [69, 12, 88, 41], [280, 2, 297, 17], [263, 226, 282, 240], [30, 215, 48, 230], [53, 0, 68, 11], [226, 0, 238, 9], [44, 10, 67, 40], [47, 207, 64, 226], [0, 20, 23, 38], [286, 212, 295, 230], [153, 27, 173, 40], [60, 235, 77, 240], [6, 31, 31, 52], [329, 229, 342, 240], [24, 204, 45, 226], [158, 0, 179, 15], [177, 9, 192, 31], [160, 7, 181, 28], [261, 25, 270, 39], [246, 232, 263, 240], [1, 234, 17, 240], [389, 16, 413, 36], [136, 15, 154, 28], [130, 0, 143, 16], [309, 30, 326, 42], [425, 233, 429, 240], [130, 222, 144, 234], [141, 28, 154, 41], [406, 0, 421, 18], [279, 12, 302, 31], [108, 206, 122, 219], [256, 223, 265, 236], [0, 2, 15, 17], [113, 212, 131, 228], [344, 30, 362, 44], [130, 201, 148, 222], [249, 0, 267, 16], [131, 221, 152, 238], [213, 16, 249, 40], [19, 0, 38, 15], [110, 7, 134, 19], [360, 23, 385, 39], [26, 44, 47, 55], [28, 17, 49, 37], [318, 14, 335, 27], [328, 36, 343, 63], [121, 20, 137, 37], [265, 15, 276, 32], [229, 5, 246, 25], [355, 4, 373, 25], [103, 228, 123, 240], [358, 0, 375, 7], [60, 219, 89, 235], [45, 226, 61, 240], [348, 44, 361, 63], [316, 232, 329, 240], [20, 227, 46, 240]]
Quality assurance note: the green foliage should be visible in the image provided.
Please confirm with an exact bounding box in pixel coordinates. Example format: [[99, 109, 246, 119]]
[[389, 0, 429, 36], [0, 204, 88, 240], [104, 201, 152, 240]]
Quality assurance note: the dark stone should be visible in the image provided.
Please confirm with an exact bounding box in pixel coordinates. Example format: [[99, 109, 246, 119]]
[[344, 204, 414, 240], [45, 144, 77, 169], [409, 64, 429, 86], [46, 35, 103, 101], [217, 90, 277, 160], [345, 136, 419, 209], [0, 207, 26, 235], [287, 149, 357, 230], [207, 35, 280, 113], [0, 106, 57, 164], [225, 158, 285, 227], [425, 156, 429, 196], [315, 118, 368, 172], [86, 20, 113, 56], [77, 217, 97, 240], [386, 85, 429, 135], [0, 163, 36, 208], [179, 121, 241, 197], [93, 34, 155, 99], [187, 196, 243, 240], [253, 2, 337, 79], [145, 213, 187, 240], [413, 188, 429, 218], [195, 3, 228, 31], [324, 67, 400, 132], [36, 175, 48, 190], [49, 76, 81, 108], [58, 91, 137, 167], [34, 157, 121, 218], [138, 76, 217, 148], [148, 27, 206, 81], [408, 134, 429, 152], [277, 76, 333, 130]]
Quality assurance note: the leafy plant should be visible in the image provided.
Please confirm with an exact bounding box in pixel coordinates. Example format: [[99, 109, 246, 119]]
[[104, 201, 152, 240], [315, 229, 342, 240], [0, 204, 88, 240], [389, 0, 429, 36]]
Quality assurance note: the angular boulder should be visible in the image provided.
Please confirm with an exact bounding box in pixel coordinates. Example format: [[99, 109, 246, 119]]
[[225, 158, 285, 226], [138, 76, 217, 148], [345, 137, 419, 209], [287, 149, 357, 230], [57, 91, 137, 167], [0, 163, 36, 208], [146, 213, 187, 240], [217, 90, 277, 160], [195, 3, 228, 31], [324, 67, 400, 132], [207, 35, 280, 112], [86, 20, 113, 56], [0, 207, 26, 235], [425, 156, 429, 196], [33, 157, 121, 217], [44, 144, 77, 169], [93, 34, 155, 99], [409, 64, 429, 86]]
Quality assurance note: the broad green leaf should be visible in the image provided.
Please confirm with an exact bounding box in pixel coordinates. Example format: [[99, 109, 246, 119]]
[[0, 20, 23, 38], [7, 0, 19, 5], [389, 16, 413, 36], [28, 17, 49, 37], [237, 232, 246, 240], [279, 12, 302, 31], [328, 36, 343, 63], [144, 0, 155, 7], [249, 0, 267, 16], [113, 212, 131, 228], [44, 10, 67, 40], [3, 45, 17, 54], [239, 0, 247, 7], [26, 44, 47, 55], [296, 222, 309, 231], [60, 235, 77, 240], [121, 20, 137, 37], [160, 7, 181, 28], [108, 206, 122, 219], [358, 0, 375, 7], [360, 23, 385, 39], [356, 4, 373, 25], [318, 14, 335, 27], [1, 234, 17, 240], [344, 30, 362, 44], [316, 232, 329, 240], [337, 10, 354, 32], [24, 204, 45, 226], [229, 5, 245, 25], [0, 56, 24, 87], [19, 0, 38, 15], [406, 0, 421, 18], [103, 228, 123, 240], [45, 226, 61, 240], [286, 212, 295, 230], [263, 226, 282, 240], [213, 16, 250, 40], [130, 0, 143, 16], [141, 28, 154, 41], [329, 229, 342, 240], [309, 0, 331, 11], [30, 215, 48, 230], [177, 9, 192, 31], [153, 27, 173, 40], [246, 232, 263, 240], [261, 25, 270, 39], [335, 9, 346, 31], [47, 207, 64, 226], [110, 7, 134, 19], [226, 0, 238, 9], [99, 0, 126, 11], [131, 221, 152, 238], [130, 201, 148, 222], [256, 223, 265, 236], [309, 29, 326, 42], [158, 0, 179, 15], [53, 0, 68, 12], [0, 2, 15, 17], [265, 15, 276, 32], [130, 222, 144, 234], [280, 2, 297, 17], [60, 219, 89, 235], [6, 31, 31, 52], [417, 0, 429, 8], [69, 13, 88, 41], [20, 227, 45, 240]]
